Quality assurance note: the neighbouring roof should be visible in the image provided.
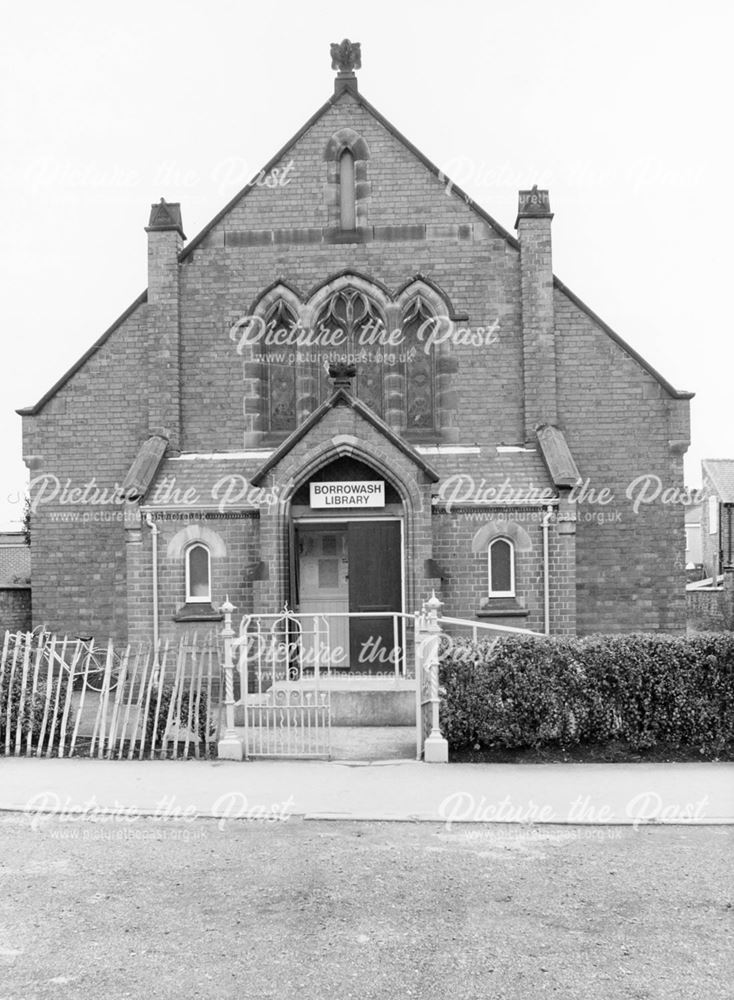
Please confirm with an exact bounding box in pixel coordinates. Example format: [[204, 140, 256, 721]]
[[702, 459, 734, 503], [16, 82, 694, 418]]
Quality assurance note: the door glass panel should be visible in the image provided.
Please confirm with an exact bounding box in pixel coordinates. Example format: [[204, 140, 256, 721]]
[[318, 559, 339, 589]]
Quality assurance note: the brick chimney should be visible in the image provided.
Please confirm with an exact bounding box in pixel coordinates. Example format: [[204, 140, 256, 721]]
[[515, 187, 557, 443], [145, 199, 185, 452]]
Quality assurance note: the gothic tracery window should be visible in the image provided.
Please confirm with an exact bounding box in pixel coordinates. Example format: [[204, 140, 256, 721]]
[[257, 282, 445, 437], [262, 300, 297, 433], [401, 296, 437, 431], [313, 288, 387, 413]]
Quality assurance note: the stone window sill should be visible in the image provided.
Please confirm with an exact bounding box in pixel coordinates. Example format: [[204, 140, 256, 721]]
[[173, 603, 224, 623], [477, 599, 529, 619]]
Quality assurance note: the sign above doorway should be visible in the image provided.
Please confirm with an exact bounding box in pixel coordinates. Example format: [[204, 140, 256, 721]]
[[309, 481, 385, 508]]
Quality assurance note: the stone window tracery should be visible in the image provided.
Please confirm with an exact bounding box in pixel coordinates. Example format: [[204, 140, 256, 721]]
[[261, 300, 298, 433], [247, 276, 458, 444]]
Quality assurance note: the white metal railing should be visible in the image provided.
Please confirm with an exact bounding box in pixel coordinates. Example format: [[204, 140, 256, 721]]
[[235, 609, 415, 679], [437, 615, 543, 642], [217, 598, 544, 763]]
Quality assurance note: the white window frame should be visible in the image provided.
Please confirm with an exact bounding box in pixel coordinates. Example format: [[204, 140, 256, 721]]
[[488, 537, 515, 597], [708, 496, 718, 534], [185, 543, 211, 603]]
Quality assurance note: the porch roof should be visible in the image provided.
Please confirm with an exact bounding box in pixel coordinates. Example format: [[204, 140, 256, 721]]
[[249, 387, 440, 486], [429, 446, 557, 507], [140, 454, 265, 510]]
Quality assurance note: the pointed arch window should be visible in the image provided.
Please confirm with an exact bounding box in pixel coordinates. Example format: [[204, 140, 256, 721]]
[[262, 300, 298, 433], [339, 150, 356, 230], [488, 538, 515, 597], [313, 288, 387, 413], [185, 543, 211, 603], [249, 277, 453, 442], [401, 297, 437, 432]]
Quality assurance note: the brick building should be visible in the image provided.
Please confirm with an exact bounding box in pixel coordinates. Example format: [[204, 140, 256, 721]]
[[0, 532, 31, 633], [18, 42, 693, 656], [700, 459, 734, 581]]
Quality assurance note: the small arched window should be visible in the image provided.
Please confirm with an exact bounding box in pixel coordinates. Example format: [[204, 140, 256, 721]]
[[488, 538, 515, 597], [339, 149, 356, 230], [185, 543, 211, 603]]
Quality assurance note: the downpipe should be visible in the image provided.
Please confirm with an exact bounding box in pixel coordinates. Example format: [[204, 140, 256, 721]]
[[542, 506, 554, 636], [145, 512, 160, 666]]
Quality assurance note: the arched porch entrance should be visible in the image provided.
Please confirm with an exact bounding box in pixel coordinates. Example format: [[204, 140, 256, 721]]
[[289, 455, 406, 674]]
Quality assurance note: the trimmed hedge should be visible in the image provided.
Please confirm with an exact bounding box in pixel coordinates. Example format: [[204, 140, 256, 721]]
[[439, 633, 734, 756]]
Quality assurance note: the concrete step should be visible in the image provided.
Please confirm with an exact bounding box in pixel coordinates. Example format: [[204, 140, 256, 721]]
[[234, 725, 417, 761]]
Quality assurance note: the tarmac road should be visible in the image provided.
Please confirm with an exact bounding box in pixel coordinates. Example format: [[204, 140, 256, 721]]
[[0, 814, 731, 1000]]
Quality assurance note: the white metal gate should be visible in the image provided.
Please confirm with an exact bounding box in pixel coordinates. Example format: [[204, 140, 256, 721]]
[[234, 607, 331, 758]]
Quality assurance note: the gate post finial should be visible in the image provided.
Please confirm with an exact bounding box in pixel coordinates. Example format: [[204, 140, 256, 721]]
[[420, 591, 448, 763], [218, 597, 244, 762]]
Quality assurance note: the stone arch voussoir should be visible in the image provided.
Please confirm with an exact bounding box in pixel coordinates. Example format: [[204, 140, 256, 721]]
[[471, 520, 533, 554], [166, 524, 227, 561]]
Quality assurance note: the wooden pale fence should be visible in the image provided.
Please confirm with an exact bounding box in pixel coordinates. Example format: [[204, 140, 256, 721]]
[[0, 630, 222, 759]]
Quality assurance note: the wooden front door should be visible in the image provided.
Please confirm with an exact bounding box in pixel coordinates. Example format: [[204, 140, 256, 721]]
[[347, 521, 402, 673]]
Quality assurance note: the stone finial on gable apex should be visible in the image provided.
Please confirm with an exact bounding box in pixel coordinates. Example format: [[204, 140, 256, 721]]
[[145, 198, 186, 239], [331, 39, 361, 94]]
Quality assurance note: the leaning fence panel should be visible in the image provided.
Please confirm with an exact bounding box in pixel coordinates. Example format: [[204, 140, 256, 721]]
[[0, 629, 223, 760]]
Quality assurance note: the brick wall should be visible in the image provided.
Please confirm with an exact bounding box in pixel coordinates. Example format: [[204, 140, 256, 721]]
[[22, 304, 149, 643], [0, 587, 32, 633], [19, 85, 689, 638], [686, 589, 727, 632], [555, 291, 689, 633], [701, 476, 734, 581], [126, 514, 260, 644]]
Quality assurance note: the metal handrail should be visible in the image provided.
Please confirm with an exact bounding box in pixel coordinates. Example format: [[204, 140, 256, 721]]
[[438, 615, 543, 640]]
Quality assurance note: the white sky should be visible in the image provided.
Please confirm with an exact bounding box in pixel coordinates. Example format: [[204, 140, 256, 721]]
[[1, 0, 732, 529]]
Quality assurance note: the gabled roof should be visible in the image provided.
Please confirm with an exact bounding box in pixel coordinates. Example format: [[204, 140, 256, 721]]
[[180, 81, 520, 260], [702, 459, 734, 503], [16, 290, 148, 416], [250, 385, 440, 486], [17, 81, 693, 417]]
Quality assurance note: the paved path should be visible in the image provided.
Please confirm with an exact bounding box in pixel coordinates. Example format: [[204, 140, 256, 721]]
[[1, 757, 732, 825]]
